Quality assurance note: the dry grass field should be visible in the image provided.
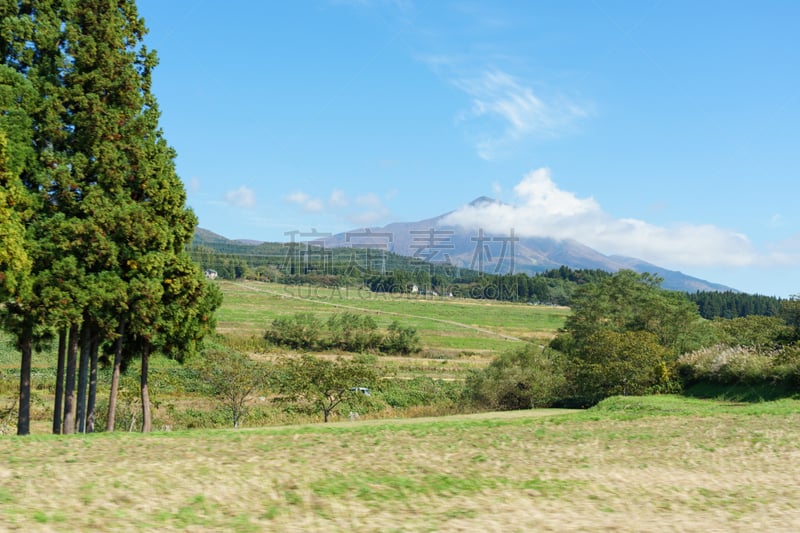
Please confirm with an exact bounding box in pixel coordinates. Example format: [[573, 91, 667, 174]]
[[2, 396, 800, 532]]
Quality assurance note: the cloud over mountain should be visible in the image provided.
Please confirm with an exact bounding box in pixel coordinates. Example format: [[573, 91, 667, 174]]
[[441, 168, 759, 269]]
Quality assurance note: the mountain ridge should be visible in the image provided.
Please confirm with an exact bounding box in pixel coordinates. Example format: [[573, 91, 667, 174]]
[[194, 196, 736, 293], [313, 197, 734, 293]]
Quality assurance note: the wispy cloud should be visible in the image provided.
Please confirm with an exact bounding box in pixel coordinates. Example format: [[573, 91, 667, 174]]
[[286, 191, 324, 212], [224, 185, 256, 208], [454, 70, 589, 159], [350, 193, 391, 225], [186, 177, 201, 195], [286, 189, 392, 226], [441, 168, 778, 269], [329, 189, 349, 207]]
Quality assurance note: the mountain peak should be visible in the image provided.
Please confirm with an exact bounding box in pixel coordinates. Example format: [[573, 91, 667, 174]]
[[469, 196, 499, 207]]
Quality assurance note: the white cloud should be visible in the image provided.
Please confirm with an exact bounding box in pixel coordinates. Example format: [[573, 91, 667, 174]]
[[286, 191, 325, 213], [764, 233, 800, 266], [453, 70, 589, 159], [286, 188, 392, 225], [304, 199, 324, 212], [186, 177, 201, 195], [349, 193, 391, 226], [441, 168, 770, 269], [356, 192, 383, 208], [349, 208, 390, 226], [769, 213, 784, 227], [329, 189, 348, 207], [224, 186, 256, 208], [287, 191, 310, 204]]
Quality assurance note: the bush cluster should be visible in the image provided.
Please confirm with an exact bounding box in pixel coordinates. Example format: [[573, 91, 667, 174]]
[[678, 343, 800, 386], [464, 344, 567, 410], [378, 376, 462, 410], [264, 312, 421, 355]]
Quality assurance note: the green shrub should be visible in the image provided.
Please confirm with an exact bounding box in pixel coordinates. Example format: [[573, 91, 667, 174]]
[[327, 312, 382, 352], [465, 344, 566, 410], [192, 346, 270, 427], [169, 407, 231, 429], [265, 313, 323, 350], [380, 321, 421, 355], [377, 377, 462, 409], [264, 312, 421, 355], [710, 316, 792, 348], [568, 330, 672, 406]]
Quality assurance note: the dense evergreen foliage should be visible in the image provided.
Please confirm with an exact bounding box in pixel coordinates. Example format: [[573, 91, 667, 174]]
[[0, 1, 219, 435], [688, 290, 784, 319]]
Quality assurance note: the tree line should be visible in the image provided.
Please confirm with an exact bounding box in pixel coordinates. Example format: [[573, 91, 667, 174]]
[[0, 1, 219, 435], [192, 239, 787, 317], [688, 290, 783, 319]]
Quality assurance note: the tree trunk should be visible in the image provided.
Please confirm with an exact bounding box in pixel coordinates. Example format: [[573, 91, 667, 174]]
[[140, 340, 151, 433], [86, 336, 98, 433], [63, 323, 79, 434], [16, 324, 33, 436], [52, 329, 66, 434], [76, 324, 90, 433], [106, 317, 126, 432]]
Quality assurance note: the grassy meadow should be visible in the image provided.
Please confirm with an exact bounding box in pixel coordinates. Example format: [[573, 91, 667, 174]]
[[215, 280, 569, 356], [2, 396, 800, 531], [0, 280, 569, 433], [3, 280, 800, 530]]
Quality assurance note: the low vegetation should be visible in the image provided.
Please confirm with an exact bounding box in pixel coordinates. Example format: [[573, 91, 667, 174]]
[[2, 396, 800, 531], [464, 344, 567, 410], [264, 311, 421, 355]]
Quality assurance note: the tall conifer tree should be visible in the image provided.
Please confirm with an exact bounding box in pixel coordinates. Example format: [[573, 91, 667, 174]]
[[1, 0, 219, 434]]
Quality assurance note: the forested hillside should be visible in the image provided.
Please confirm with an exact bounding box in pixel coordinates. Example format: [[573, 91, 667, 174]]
[[688, 290, 783, 319], [189, 235, 785, 315]]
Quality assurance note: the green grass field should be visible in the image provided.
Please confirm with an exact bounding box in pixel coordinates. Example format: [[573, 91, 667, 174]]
[[216, 280, 569, 355], [2, 396, 799, 531], [0, 280, 570, 433]]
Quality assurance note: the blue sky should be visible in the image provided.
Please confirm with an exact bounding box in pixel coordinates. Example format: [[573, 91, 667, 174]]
[[136, 1, 799, 297]]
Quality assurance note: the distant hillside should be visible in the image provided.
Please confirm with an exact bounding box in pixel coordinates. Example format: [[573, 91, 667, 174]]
[[194, 228, 233, 245], [194, 228, 264, 247]]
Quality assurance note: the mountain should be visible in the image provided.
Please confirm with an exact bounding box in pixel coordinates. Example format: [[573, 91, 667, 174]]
[[316, 197, 734, 293], [194, 228, 264, 247]]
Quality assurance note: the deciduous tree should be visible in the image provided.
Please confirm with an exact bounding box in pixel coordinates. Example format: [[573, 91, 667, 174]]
[[551, 270, 702, 405], [196, 347, 269, 428], [465, 344, 566, 410], [277, 355, 376, 422]]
